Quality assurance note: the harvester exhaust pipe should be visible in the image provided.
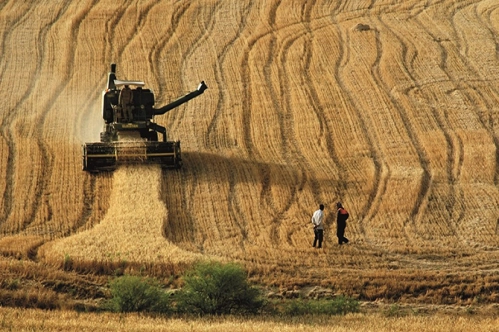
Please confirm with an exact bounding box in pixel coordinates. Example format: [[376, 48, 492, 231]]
[[107, 63, 117, 90]]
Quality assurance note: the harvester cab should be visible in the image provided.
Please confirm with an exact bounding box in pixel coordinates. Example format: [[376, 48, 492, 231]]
[[82, 63, 207, 172]]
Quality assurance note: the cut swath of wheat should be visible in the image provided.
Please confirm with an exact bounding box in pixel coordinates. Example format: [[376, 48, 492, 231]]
[[40, 165, 202, 266]]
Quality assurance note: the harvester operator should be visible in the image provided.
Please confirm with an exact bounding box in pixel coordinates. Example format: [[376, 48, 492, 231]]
[[119, 85, 133, 122]]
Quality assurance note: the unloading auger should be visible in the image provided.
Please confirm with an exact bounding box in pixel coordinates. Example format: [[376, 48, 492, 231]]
[[82, 63, 207, 172]]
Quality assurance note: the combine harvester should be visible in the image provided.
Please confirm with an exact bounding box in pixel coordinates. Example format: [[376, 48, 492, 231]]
[[83, 64, 207, 172]]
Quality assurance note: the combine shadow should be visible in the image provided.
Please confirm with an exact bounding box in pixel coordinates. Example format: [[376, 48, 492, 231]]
[[159, 151, 302, 250], [176, 151, 300, 186]]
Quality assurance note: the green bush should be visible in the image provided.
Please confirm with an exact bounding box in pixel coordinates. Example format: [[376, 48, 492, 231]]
[[175, 261, 263, 315], [281, 296, 359, 315], [103, 275, 170, 313]]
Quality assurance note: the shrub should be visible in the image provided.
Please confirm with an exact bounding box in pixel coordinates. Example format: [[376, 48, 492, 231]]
[[175, 261, 263, 315], [103, 275, 170, 313], [63, 254, 73, 271]]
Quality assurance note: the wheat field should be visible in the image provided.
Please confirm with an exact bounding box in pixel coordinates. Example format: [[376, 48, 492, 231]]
[[1, 306, 499, 332], [1, 0, 499, 321]]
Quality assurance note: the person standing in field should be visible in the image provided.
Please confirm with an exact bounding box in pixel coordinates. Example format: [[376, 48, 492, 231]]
[[336, 202, 349, 245], [311, 204, 325, 248]]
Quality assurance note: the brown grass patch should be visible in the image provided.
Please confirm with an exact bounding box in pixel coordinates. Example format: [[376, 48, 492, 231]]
[[0, 307, 498, 332]]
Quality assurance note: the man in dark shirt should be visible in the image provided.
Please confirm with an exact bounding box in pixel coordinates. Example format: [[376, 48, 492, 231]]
[[336, 202, 349, 245]]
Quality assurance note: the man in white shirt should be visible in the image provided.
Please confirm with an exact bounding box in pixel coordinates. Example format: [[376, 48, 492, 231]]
[[311, 204, 325, 248]]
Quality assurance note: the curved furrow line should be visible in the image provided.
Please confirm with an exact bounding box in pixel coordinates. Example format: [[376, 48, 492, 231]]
[[0, 3, 39, 231], [478, 1, 499, 61], [237, 48, 260, 157], [402, 0, 438, 73], [333, 22, 388, 234], [409, 16, 465, 185], [164, 2, 220, 136], [299, 3, 345, 201], [209, 2, 255, 250], [446, 1, 499, 184], [77, 0, 131, 141], [239, 3, 317, 161], [0, 3, 71, 233], [238, 4, 293, 159], [233, 4, 278, 154], [22, 1, 85, 234], [373, 15, 433, 243], [9, 22, 50, 232], [101, 1, 130, 67], [102, 0, 151, 72], [151, 3, 200, 247], [450, 2, 477, 66], [279, 0, 334, 246], [0, 1, 27, 83], [239, 36, 256, 157], [123, 0, 161, 72], [411, 1, 499, 243], [63, 1, 125, 235], [76, 0, 132, 155], [235, 3, 336, 247], [396, 9, 465, 239], [264, 0, 316, 248], [147, 1, 191, 93], [353, 23, 404, 241], [409, 6, 469, 233], [205, 1, 253, 149], [328, 6, 377, 241], [180, 1, 221, 147], [114, 1, 158, 68], [409, 86, 463, 237], [277, 6, 314, 156], [0, 1, 8, 14], [456, 81, 499, 185], [451, 2, 499, 83], [447, 3, 499, 245], [452, 2, 499, 188], [438, 0, 488, 77], [260, 0, 283, 248], [276, 2, 353, 246], [159, 3, 221, 251]]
